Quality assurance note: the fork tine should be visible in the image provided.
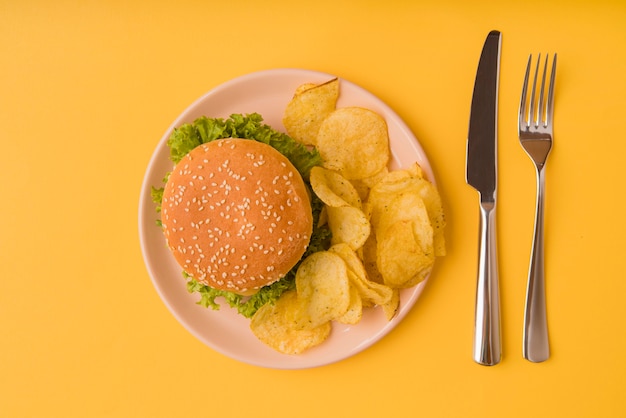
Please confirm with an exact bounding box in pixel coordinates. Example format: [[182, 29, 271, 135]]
[[519, 54, 532, 130], [538, 55, 549, 127], [545, 54, 557, 128], [530, 53, 541, 127]]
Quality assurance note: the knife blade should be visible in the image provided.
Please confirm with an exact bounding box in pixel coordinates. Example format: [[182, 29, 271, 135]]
[[466, 30, 502, 366]]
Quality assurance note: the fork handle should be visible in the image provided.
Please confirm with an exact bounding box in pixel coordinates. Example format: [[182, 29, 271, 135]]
[[523, 167, 550, 362], [473, 199, 501, 366]]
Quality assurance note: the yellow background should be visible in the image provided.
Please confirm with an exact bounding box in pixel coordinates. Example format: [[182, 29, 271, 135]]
[[2, 0, 625, 417]]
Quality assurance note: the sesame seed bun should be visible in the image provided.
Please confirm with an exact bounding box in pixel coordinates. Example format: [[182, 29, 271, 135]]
[[160, 138, 313, 295]]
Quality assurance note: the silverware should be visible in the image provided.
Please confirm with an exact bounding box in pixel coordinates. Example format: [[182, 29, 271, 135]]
[[466, 30, 502, 366], [519, 53, 557, 363]]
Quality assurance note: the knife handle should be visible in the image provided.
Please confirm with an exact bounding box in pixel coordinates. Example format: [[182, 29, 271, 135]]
[[473, 200, 501, 366]]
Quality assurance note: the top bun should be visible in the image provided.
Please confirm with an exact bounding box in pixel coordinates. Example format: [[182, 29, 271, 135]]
[[161, 138, 313, 295]]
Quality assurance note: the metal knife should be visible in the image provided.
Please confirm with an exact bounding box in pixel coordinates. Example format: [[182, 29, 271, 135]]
[[466, 30, 502, 366]]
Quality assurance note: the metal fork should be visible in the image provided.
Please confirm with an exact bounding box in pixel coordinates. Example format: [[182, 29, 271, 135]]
[[518, 53, 557, 363]]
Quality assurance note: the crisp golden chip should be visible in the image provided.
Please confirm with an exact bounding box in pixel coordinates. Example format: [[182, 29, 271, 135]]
[[392, 163, 445, 256], [416, 178, 446, 257], [329, 243, 393, 307], [311, 166, 370, 250], [377, 191, 433, 251], [350, 167, 389, 202], [377, 220, 435, 288], [317, 205, 328, 227], [327, 205, 370, 250], [365, 172, 418, 228], [360, 233, 384, 285], [293, 82, 317, 95], [283, 78, 339, 146], [337, 285, 363, 325], [366, 163, 446, 256], [250, 290, 331, 355], [382, 289, 400, 321], [295, 251, 351, 327], [310, 166, 362, 209], [317, 107, 390, 180]]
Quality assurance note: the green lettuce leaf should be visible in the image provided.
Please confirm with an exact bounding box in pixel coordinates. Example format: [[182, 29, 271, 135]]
[[166, 113, 321, 179]]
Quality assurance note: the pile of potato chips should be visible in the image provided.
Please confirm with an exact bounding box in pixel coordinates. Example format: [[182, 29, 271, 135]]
[[250, 78, 446, 355]]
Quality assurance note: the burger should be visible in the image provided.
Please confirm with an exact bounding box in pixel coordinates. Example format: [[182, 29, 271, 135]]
[[162, 138, 312, 294], [152, 113, 329, 317]]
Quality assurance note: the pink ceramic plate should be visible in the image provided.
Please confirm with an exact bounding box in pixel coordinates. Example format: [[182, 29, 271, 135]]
[[139, 69, 435, 369]]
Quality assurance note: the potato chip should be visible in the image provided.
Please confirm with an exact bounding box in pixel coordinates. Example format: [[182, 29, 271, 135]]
[[327, 205, 370, 250], [329, 243, 393, 307], [295, 251, 351, 327], [310, 166, 362, 208], [382, 289, 400, 321], [366, 163, 446, 256], [317, 107, 390, 180], [337, 285, 363, 325], [283, 78, 339, 146], [250, 290, 331, 355], [365, 171, 420, 228], [390, 163, 445, 256], [317, 205, 328, 227], [310, 166, 371, 250], [377, 191, 433, 250], [350, 167, 389, 201], [360, 233, 384, 284], [377, 220, 435, 288], [293, 82, 317, 95], [416, 179, 446, 257]]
